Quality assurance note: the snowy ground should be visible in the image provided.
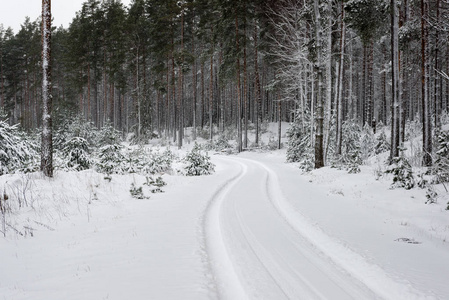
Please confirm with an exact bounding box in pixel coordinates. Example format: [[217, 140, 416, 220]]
[[1, 127, 448, 300]]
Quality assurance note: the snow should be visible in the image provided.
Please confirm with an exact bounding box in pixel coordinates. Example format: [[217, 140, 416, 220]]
[[1, 124, 448, 299]]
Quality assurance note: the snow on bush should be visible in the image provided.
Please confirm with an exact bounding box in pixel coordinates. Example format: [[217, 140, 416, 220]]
[[331, 121, 363, 173], [61, 137, 92, 171], [184, 143, 215, 176], [360, 124, 375, 161], [53, 115, 97, 151], [374, 130, 390, 154], [433, 129, 449, 183], [205, 134, 233, 152], [286, 117, 311, 163], [385, 149, 415, 190], [142, 148, 176, 175], [0, 121, 39, 175], [96, 144, 126, 176], [96, 121, 122, 146]]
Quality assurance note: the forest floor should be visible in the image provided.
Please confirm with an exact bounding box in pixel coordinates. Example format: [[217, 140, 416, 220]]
[[0, 125, 448, 300]]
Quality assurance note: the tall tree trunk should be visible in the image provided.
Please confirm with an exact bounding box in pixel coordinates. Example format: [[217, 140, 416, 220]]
[[314, 0, 324, 168], [201, 60, 205, 129], [421, 0, 432, 166], [165, 54, 170, 138], [219, 48, 224, 133], [178, 11, 185, 149], [41, 0, 53, 177], [209, 40, 214, 141], [348, 39, 354, 120], [235, 9, 242, 152], [361, 43, 368, 126], [192, 41, 197, 141], [324, 1, 332, 163], [434, 0, 440, 128], [136, 47, 141, 137], [368, 41, 374, 127], [391, 0, 400, 160], [87, 63, 91, 122], [243, 20, 248, 148], [278, 97, 281, 149], [382, 46, 387, 125], [0, 46, 3, 109], [336, 1, 345, 156], [254, 24, 262, 146], [171, 37, 176, 143]]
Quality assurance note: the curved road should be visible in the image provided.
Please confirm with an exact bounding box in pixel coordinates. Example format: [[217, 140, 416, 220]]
[[203, 156, 379, 300]]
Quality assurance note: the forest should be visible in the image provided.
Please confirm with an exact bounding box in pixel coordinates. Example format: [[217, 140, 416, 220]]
[[0, 0, 449, 170], [1, 1, 449, 297]]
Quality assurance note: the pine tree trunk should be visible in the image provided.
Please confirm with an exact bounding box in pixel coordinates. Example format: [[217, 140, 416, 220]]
[[136, 47, 141, 137], [348, 39, 354, 120], [209, 42, 214, 141], [0, 45, 3, 109], [314, 0, 324, 169], [219, 48, 224, 132], [201, 60, 205, 129], [41, 0, 53, 177], [434, 0, 440, 128], [235, 9, 242, 153], [324, 2, 332, 164], [368, 41, 374, 127], [87, 63, 91, 122], [243, 21, 248, 149], [382, 46, 387, 125], [336, 1, 345, 156], [192, 42, 197, 141], [171, 38, 176, 143], [391, 0, 400, 160], [178, 11, 185, 149], [163, 55, 168, 137], [421, 0, 432, 166], [254, 24, 262, 146], [278, 98, 281, 149]]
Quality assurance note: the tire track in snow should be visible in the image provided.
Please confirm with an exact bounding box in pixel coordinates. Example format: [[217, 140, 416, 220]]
[[217, 157, 378, 299], [200, 157, 249, 300], [249, 157, 437, 300]]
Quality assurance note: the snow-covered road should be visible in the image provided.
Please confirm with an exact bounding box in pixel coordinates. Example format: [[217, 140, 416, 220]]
[[205, 156, 378, 299], [1, 152, 447, 299]]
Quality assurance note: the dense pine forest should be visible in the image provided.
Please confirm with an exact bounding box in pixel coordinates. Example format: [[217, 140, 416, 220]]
[[1, 0, 449, 169]]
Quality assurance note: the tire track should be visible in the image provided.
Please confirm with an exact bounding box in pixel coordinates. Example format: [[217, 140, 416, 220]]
[[210, 156, 379, 299], [200, 157, 249, 300], [249, 157, 431, 300]]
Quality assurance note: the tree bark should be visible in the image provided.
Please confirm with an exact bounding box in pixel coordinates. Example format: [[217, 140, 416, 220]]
[[209, 37, 214, 141], [254, 24, 262, 146], [192, 39, 197, 141], [314, 0, 324, 168], [41, 0, 53, 177], [0, 42, 3, 109], [235, 9, 242, 152], [178, 10, 185, 149], [336, 0, 345, 156], [391, 0, 400, 160], [421, 0, 432, 166]]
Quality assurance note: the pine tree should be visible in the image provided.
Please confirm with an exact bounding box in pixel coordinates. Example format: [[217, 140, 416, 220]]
[[184, 143, 215, 176]]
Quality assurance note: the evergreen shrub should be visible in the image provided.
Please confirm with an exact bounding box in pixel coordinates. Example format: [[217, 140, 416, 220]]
[[184, 143, 215, 176]]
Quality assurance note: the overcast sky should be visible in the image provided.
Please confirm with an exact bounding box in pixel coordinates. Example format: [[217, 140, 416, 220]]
[[1, 0, 132, 34]]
